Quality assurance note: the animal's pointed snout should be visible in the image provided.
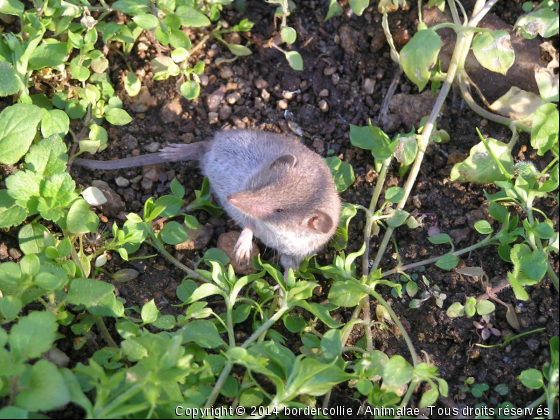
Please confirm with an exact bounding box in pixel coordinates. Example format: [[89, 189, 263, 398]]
[[227, 194, 240, 207]]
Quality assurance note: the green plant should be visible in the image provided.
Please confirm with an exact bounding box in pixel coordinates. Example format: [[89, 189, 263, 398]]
[[518, 336, 559, 419]]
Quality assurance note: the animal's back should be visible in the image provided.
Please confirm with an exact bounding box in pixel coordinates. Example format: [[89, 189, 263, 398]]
[[201, 130, 303, 206]]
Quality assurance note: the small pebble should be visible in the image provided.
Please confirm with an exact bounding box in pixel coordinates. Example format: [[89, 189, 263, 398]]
[[145, 142, 160, 153], [318, 89, 329, 97], [219, 105, 232, 120], [208, 112, 219, 124], [278, 99, 288, 110], [226, 92, 241, 104], [255, 77, 267, 89], [331, 74, 340, 85], [219, 66, 233, 79], [318, 99, 329, 112], [364, 78, 375, 94], [9, 248, 22, 259], [324, 67, 337, 76], [115, 176, 130, 187]]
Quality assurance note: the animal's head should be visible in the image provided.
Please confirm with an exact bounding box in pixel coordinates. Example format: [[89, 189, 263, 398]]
[[227, 153, 340, 236]]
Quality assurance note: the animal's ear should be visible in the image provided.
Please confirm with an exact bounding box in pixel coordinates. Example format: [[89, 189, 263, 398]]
[[302, 211, 334, 234], [270, 154, 297, 169]]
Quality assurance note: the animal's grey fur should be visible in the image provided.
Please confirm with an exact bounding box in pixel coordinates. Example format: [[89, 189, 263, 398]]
[[74, 130, 341, 271]]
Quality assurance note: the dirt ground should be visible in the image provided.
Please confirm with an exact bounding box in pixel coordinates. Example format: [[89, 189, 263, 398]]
[[1, 0, 558, 418]]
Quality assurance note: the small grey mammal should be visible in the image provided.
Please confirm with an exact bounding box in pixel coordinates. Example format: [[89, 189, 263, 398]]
[[74, 130, 341, 272]]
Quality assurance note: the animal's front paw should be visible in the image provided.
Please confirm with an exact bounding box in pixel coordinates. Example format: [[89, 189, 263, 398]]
[[233, 229, 254, 263]]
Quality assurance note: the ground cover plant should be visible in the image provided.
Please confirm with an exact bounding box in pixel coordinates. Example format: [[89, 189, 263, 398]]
[[0, 0, 558, 418]]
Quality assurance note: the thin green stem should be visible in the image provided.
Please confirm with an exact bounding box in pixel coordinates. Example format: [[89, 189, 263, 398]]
[[369, 289, 418, 366], [458, 72, 532, 133], [448, 0, 462, 26], [102, 383, 144, 417], [509, 394, 547, 419], [94, 316, 119, 348], [381, 234, 496, 277], [146, 237, 209, 283], [526, 207, 560, 291], [204, 303, 290, 408]]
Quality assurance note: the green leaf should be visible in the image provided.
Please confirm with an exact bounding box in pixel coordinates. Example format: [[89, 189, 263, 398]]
[[0, 104, 42, 165], [112, 0, 150, 14], [320, 329, 342, 362], [0, 0, 24, 16], [141, 299, 159, 324], [420, 386, 439, 408], [520, 249, 548, 282], [9, 311, 57, 361], [180, 80, 201, 100], [67, 198, 100, 234], [176, 6, 211, 27], [70, 64, 90, 82], [435, 253, 459, 270], [349, 0, 369, 16], [384, 355, 414, 386], [160, 221, 188, 245], [476, 299, 495, 315], [68, 278, 115, 307], [180, 320, 225, 348], [18, 223, 53, 255], [40, 109, 70, 140], [225, 42, 252, 57], [0, 190, 27, 228], [124, 72, 141, 97], [281, 27, 297, 44], [400, 29, 442, 91], [394, 135, 418, 166], [0, 296, 22, 319], [325, 0, 342, 21], [328, 281, 367, 307], [330, 202, 357, 251], [349, 124, 395, 160], [450, 138, 514, 183], [387, 209, 410, 228], [133, 13, 159, 30], [472, 31, 515, 75], [170, 178, 185, 198], [385, 187, 405, 203], [428, 233, 453, 245], [519, 369, 544, 389], [446, 302, 465, 317], [325, 156, 355, 192], [285, 51, 303, 71], [105, 107, 132, 126], [28, 42, 68, 70], [474, 220, 493, 234], [515, 8, 559, 39], [0, 61, 20, 97], [25, 135, 68, 176], [287, 358, 354, 396], [531, 103, 558, 156], [203, 248, 231, 267], [15, 360, 70, 411]]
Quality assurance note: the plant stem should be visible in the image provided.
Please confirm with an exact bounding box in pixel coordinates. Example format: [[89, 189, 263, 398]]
[[525, 206, 560, 291], [94, 316, 119, 348], [369, 289, 418, 366], [509, 393, 547, 419], [372, 0, 494, 274], [381, 235, 497, 277], [146, 238, 209, 283], [359, 158, 392, 352], [102, 383, 143, 417], [204, 304, 290, 408], [458, 72, 532, 133]]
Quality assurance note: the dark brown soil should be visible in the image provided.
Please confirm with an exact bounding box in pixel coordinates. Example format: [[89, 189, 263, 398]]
[[0, 0, 558, 418]]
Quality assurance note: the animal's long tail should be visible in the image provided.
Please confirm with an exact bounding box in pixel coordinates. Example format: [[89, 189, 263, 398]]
[[73, 142, 208, 170]]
